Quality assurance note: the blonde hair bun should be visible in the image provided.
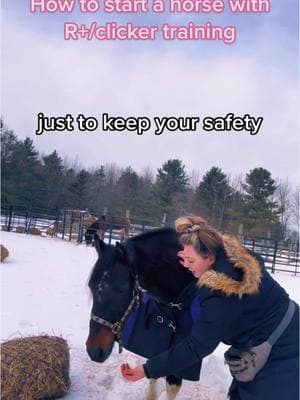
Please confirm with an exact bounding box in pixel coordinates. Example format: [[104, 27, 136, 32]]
[[175, 215, 207, 233], [175, 215, 223, 257]]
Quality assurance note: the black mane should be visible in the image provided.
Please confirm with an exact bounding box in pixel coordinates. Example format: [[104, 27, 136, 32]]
[[130, 228, 195, 301], [89, 228, 196, 302]]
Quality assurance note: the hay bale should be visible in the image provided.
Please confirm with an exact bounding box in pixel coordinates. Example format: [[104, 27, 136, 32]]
[[28, 227, 42, 236], [15, 226, 25, 233], [1, 335, 70, 400], [0, 245, 9, 262]]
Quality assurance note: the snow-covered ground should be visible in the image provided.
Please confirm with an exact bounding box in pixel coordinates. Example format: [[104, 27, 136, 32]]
[[1, 232, 299, 399]]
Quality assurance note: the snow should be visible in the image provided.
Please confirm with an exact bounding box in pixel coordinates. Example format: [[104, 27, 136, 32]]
[[1, 231, 299, 399]]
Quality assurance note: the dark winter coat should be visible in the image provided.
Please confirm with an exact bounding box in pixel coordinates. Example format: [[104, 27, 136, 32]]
[[143, 235, 299, 400]]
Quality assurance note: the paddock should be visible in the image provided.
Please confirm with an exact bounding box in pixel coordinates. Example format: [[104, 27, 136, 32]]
[[1, 205, 299, 275]]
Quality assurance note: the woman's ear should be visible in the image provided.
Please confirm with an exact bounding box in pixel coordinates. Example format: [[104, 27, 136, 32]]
[[207, 253, 216, 267], [177, 250, 185, 265]]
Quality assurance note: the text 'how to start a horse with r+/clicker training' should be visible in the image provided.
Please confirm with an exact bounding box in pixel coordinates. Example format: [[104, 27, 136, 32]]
[[30, 0, 271, 44]]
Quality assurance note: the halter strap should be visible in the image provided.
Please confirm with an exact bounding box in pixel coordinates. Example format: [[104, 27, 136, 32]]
[[91, 288, 140, 353]]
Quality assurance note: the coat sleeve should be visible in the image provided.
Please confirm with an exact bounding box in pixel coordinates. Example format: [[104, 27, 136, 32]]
[[143, 294, 235, 379]]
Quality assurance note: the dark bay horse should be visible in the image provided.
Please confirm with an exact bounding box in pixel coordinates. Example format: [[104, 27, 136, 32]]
[[85, 215, 131, 244], [86, 228, 199, 400]]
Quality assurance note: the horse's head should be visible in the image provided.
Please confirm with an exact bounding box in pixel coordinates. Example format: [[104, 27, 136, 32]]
[[86, 234, 136, 362]]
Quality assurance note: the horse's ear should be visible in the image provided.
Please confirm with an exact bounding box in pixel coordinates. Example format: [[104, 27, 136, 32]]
[[115, 242, 127, 262], [94, 233, 106, 256]]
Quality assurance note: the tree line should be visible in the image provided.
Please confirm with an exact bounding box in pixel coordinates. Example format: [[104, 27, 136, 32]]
[[1, 121, 299, 240]]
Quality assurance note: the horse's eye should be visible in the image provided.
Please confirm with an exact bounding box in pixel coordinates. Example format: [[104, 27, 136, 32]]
[[97, 281, 109, 292]]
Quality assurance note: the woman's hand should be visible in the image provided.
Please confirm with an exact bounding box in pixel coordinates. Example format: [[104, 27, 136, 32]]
[[120, 363, 146, 381]]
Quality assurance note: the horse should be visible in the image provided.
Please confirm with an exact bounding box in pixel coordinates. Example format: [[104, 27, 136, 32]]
[[85, 215, 131, 244], [86, 228, 200, 400], [51, 211, 97, 236]]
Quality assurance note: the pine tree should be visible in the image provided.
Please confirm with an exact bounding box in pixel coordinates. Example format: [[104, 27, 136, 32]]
[[2, 134, 43, 208], [17, 138, 44, 208], [42, 151, 65, 209], [196, 167, 232, 228], [153, 159, 189, 215], [69, 169, 91, 209], [1, 121, 19, 205], [241, 168, 279, 235]]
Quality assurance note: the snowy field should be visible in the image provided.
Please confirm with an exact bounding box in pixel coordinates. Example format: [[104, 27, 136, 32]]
[[1, 232, 299, 400]]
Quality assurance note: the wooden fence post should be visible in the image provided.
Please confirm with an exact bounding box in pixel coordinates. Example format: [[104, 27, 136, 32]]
[[295, 241, 299, 276], [69, 211, 74, 241], [108, 226, 113, 244], [25, 211, 30, 233], [54, 209, 60, 237], [62, 210, 67, 240], [78, 211, 85, 243], [7, 206, 13, 232], [271, 241, 278, 274]]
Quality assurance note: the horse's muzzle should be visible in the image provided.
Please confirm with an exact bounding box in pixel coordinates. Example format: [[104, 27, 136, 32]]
[[86, 345, 113, 362]]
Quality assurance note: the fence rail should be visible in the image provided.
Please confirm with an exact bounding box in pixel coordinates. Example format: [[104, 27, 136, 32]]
[[1, 206, 299, 276], [1, 205, 60, 234], [241, 236, 299, 276]]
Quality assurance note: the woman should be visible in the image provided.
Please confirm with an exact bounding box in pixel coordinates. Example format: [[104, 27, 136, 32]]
[[121, 215, 299, 399]]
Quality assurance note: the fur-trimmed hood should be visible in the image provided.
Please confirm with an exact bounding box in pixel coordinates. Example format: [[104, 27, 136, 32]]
[[197, 235, 262, 298]]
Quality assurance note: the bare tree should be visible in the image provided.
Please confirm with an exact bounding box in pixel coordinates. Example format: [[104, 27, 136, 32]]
[[189, 169, 202, 190], [218, 173, 234, 230], [140, 166, 155, 183], [224, 174, 244, 234], [291, 185, 300, 233], [275, 179, 292, 237], [100, 163, 122, 215]]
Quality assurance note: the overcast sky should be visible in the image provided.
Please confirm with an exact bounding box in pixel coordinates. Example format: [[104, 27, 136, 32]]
[[1, 1, 299, 185]]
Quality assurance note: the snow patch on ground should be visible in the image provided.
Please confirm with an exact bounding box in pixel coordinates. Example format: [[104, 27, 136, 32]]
[[1, 232, 299, 399]]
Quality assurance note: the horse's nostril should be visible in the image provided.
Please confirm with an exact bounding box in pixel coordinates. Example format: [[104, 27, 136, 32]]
[[86, 346, 103, 362], [86, 345, 113, 363]]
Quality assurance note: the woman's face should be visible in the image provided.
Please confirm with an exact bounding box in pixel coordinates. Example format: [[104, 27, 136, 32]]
[[177, 245, 215, 278]]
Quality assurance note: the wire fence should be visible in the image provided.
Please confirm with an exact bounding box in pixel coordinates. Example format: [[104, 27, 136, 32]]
[[1, 205, 299, 276], [0, 206, 162, 243]]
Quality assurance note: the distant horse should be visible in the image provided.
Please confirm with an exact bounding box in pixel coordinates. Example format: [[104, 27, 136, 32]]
[[52, 211, 97, 236], [86, 228, 200, 400], [85, 215, 131, 244]]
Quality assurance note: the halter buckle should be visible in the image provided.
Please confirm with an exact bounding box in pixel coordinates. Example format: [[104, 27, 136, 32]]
[[112, 321, 122, 335], [170, 302, 182, 310]]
